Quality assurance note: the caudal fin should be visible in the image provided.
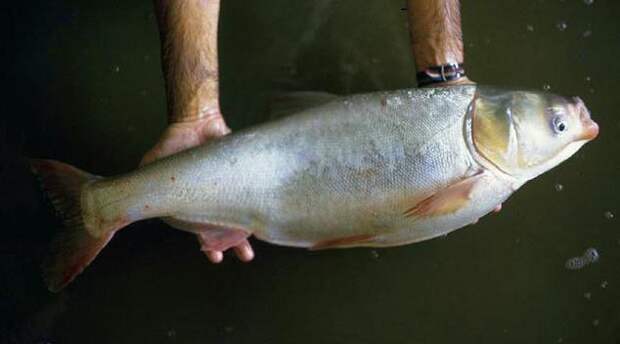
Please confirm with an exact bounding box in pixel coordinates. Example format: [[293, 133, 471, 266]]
[[30, 159, 116, 292]]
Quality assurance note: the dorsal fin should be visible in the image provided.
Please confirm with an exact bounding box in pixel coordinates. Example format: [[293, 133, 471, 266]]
[[269, 91, 340, 119]]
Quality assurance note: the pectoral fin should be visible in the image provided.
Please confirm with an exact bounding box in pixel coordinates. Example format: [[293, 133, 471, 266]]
[[310, 234, 376, 250], [404, 173, 485, 218]]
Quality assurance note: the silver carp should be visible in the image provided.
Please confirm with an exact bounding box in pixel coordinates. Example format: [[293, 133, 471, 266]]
[[31, 85, 599, 291]]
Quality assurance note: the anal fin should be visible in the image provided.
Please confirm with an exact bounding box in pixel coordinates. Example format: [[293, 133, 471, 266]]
[[310, 234, 376, 250]]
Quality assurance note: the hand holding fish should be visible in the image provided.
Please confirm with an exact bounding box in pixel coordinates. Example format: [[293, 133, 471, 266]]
[[143, 0, 254, 263], [142, 0, 472, 265]]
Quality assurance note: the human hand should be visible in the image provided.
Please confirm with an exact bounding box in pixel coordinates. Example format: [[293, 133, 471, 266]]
[[140, 113, 230, 166], [140, 113, 255, 264]]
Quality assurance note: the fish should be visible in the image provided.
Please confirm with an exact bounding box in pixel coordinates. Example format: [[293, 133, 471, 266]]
[[30, 85, 599, 291]]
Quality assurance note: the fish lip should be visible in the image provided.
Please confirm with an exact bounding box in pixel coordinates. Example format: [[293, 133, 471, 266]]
[[580, 121, 599, 140], [574, 97, 599, 140]]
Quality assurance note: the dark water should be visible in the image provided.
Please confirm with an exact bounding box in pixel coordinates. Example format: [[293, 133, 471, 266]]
[[1, 0, 619, 343]]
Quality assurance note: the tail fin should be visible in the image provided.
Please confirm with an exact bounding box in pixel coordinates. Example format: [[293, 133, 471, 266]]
[[30, 159, 116, 292]]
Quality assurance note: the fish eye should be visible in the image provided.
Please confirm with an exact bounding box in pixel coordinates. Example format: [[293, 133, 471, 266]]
[[552, 115, 568, 134]]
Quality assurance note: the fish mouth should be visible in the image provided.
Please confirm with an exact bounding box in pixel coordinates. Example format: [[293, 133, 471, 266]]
[[573, 97, 599, 141]]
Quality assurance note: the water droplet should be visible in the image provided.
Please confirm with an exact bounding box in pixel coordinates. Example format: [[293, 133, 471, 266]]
[[554, 183, 564, 192], [526, 24, 534, 32], [584, 247, 600, 263], [601, 280, 608, 288], [584, 291, 592, 300], [370, 250, 379, 259], [556, 21, 568, 31], [604, 211, 614, 220], [112, 65, 120, 73], [543, 84, 552, 91], [592, 319, 599, 327], [584, 0, 594, 5], [582, 30, 592, 38]]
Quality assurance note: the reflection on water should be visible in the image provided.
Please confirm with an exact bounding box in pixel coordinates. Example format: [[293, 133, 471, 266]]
[[1, 0, 619, 343]]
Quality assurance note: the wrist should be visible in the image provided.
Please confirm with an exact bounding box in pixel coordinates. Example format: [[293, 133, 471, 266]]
[[168, 73, 221, 123], [416, 63, 471, 87]]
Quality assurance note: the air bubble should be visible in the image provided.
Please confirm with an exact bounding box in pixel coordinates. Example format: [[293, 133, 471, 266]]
[[554, 183, 564, 192], [584, 292, 592, 300], [592, 319, 599, 327], [565, 257, 586, 270], [604, 211, 614, 220], [370, 250, 379, 259], [582, 30, 592, 38], [556, 21, 568, 32], [526, 24, 534, 32], [584, 247, 599, 263], [584, 0, 594, 5], [543, 84, 552, 91], [112, 65, 120, 73], [565, 248, 600, 270], [601, 280, 608, 288]]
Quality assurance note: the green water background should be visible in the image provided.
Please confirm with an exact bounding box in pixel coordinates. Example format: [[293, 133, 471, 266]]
[[1, 0, 619, 343]]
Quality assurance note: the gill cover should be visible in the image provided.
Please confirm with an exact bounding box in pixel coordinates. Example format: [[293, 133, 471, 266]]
[[470, 87, 521, 174]]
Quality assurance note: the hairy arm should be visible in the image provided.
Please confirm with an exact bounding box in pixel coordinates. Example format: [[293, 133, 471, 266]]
[[154, 0, 223, 123], [406, 0, 472, 85], [146, 0, 253, 263]]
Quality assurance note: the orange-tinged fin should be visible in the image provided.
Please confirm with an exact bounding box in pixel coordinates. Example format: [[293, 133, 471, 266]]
[[30, 159, 122, 292], [404, 173, 484, 218], [310, 234, 376, 250]]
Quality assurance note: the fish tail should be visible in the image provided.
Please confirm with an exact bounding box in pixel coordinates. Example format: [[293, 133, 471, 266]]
[[30, 159, 119, 292]]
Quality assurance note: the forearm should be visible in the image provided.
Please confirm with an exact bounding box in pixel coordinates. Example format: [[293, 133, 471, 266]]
[[406, 0, 471, 85], [154, 0, 221, 123]]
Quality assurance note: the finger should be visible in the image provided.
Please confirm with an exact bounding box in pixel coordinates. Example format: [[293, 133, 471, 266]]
[[233, 240, 254, 262], [139, 147, 161, 167], [205, 250, 224, 264]]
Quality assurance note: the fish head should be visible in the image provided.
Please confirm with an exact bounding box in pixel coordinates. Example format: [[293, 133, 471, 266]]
[[471, 87, 598, 180]]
